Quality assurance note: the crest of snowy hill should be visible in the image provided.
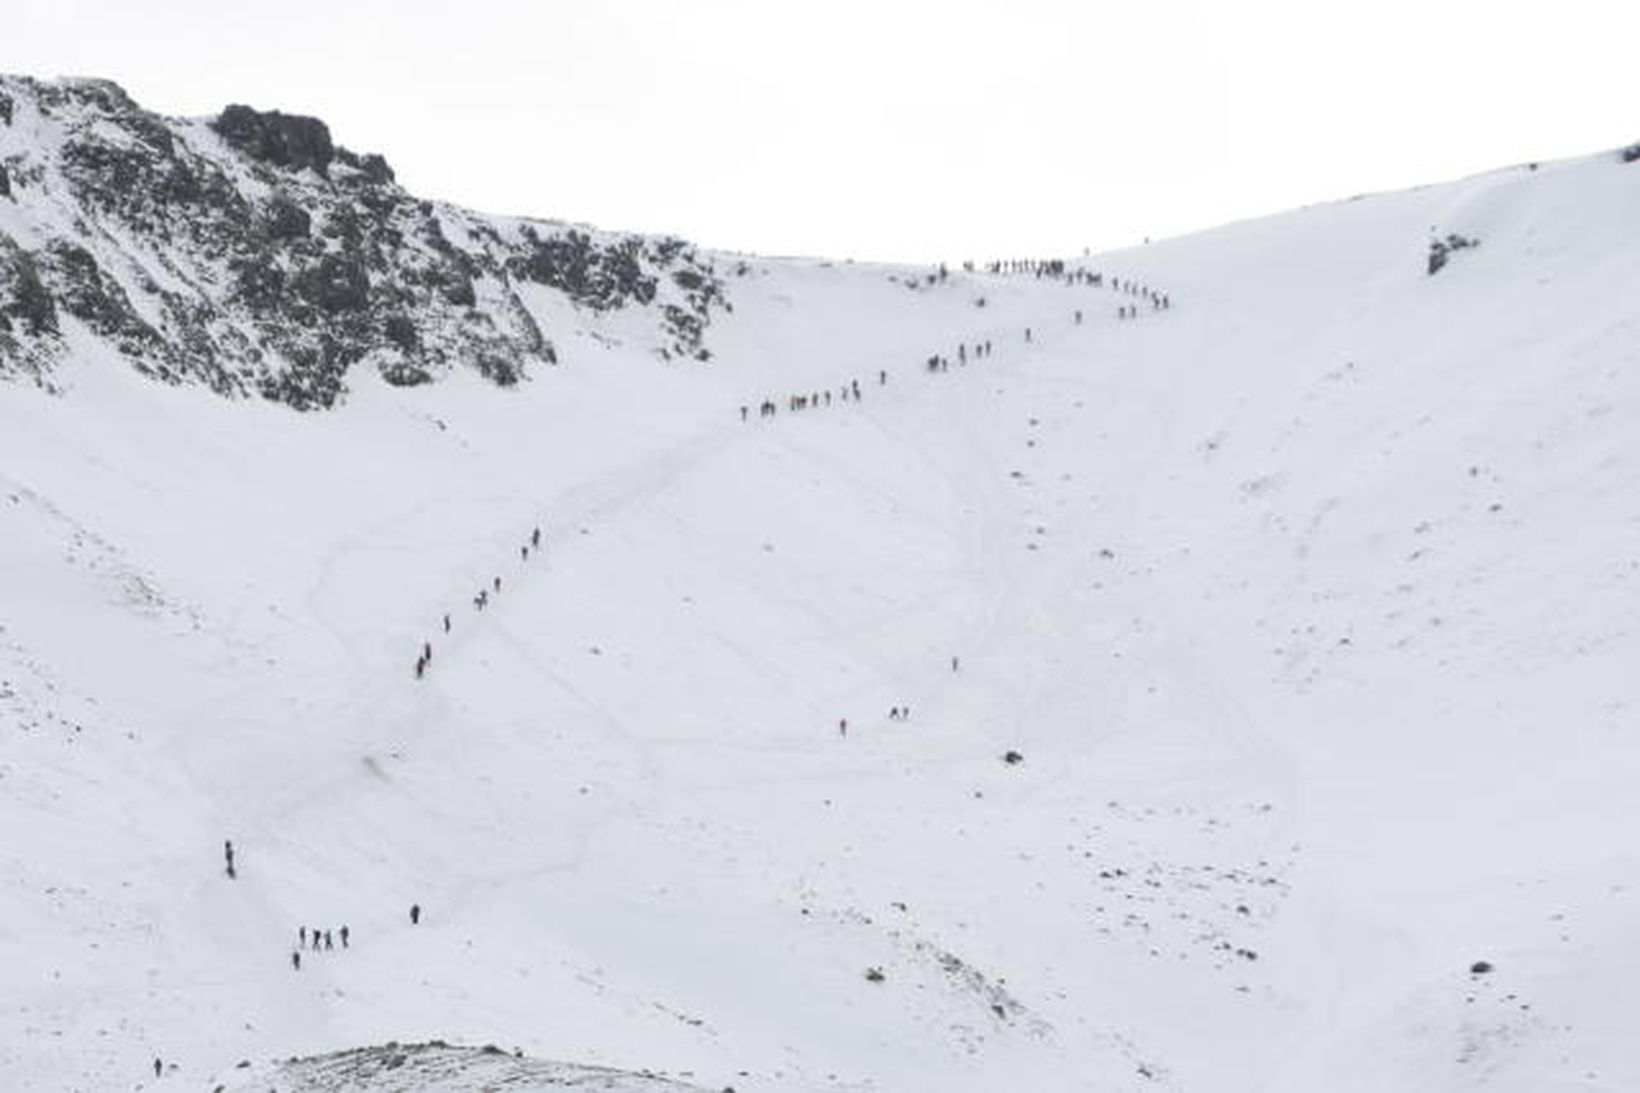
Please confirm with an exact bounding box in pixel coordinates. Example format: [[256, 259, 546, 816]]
[[216, 1040, 712, 1092], [0, 75, 727, 409]]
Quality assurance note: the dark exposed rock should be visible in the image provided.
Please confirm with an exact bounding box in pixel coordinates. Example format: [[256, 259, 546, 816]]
[[1427, 233, 1479, 276], [0, 164, 9, 199], [294, 254, 371, 314], [510, 228, 658, 310], [383, 313, 419, 351], [380, 360, 432, 387], [2, 242, 59, 336], [336, 147, 395, 185], [42, 242, 165, 354], [264, 195, 311, 241], [213, 104, 335, 175]]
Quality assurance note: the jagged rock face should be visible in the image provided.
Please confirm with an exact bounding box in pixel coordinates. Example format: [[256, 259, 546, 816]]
[[0, 76, 727, 409]]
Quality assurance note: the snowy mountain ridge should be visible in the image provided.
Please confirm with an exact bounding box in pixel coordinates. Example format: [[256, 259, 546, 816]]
[[3, 72, 1640, 1093], [0, 75, 726, 408]]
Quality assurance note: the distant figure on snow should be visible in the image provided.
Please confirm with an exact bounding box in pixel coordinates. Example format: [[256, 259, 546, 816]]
[[838, 718, 847, 738], [443, 613, 451, 633], [291, 950, 301, 971], [224, 840, 235, 879], [298, 926, 306, 948], [410, 903, 421, 926], [153, 1057, 162, 1079], [340, 924, 350, 948], [324, 930, 334, 951]]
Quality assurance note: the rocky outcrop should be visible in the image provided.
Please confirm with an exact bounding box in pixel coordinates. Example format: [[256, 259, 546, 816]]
[[213, 103, 337, 175], [0, 75, 728, 408]]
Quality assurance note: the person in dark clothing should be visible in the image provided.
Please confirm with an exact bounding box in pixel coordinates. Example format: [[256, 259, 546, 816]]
[[291, 950, 301, 971], [532, 527, 542, 548], [324, 930, 334, 951], [153, 1057, 162, 1079], [443, 613, 451, 632], [224, 840, 235, 879], [298, 926, 306, 948], [410, 904, 421, 925], [340, 924, 350, 948]]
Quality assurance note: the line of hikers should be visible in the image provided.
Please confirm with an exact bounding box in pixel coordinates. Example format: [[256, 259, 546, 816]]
[[1110, 276, 1171, 314], [744, 371, 884, 421], [743, 329, 1013, 422], [414, 525, 544, 679]]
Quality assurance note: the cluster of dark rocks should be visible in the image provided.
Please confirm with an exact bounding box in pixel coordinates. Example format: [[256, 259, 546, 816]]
[[1427, 232, 1480, 277], [0, 76, 727, 408]]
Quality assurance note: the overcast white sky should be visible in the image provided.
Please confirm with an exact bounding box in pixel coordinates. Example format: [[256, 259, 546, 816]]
[[9, 1, 1638, 261]]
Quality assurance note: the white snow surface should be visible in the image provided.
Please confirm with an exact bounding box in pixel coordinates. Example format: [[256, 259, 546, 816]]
[[3, 149, 1640, 1092]]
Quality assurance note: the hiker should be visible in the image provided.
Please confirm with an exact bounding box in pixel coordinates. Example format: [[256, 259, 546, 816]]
[[298, 926, 307, 948], [838, 718, 847, 738], [443, 613, 451, 633], [521, 545, 529, 561], [879, 369, 887, 385], [422, 642, 432, 663], [291, 950, 301, 971], [340, 924, 350, 948], [493, 576, 501, 594], [740, 405, 748, 421], [414, 657, 425, 680], [153, 1057, 162, 1079], [410, 903, 421, 925], [224, 840, 235, 879], [324, 930, 334, 951], [952, 655, 960, 672]]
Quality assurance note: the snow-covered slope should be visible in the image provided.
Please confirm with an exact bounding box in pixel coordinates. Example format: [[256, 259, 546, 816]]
[[3, 100, 1640, 1091]]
